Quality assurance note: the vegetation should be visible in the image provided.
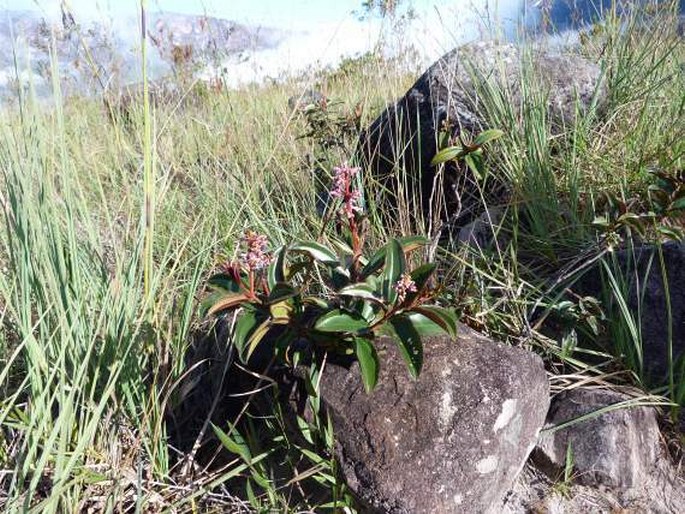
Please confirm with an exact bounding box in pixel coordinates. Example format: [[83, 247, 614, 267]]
[[0, 1, 682, 512]]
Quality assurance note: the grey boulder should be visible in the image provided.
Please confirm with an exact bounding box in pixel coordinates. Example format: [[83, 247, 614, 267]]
[[319, 328, 550, 513], [359, 41, 605, 220], [501, 387, 685, 513], [534, 388, 662, 489]]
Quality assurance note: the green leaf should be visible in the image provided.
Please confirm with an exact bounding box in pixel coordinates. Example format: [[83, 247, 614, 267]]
[[245, 320, 272, 361], [398, 235, 430, 252], [430, 145, 464, 166], [355, 337, 379, 392], [207, 292, 250, 316], [338, 283, 382, 302], [592, 216, 610, 228], [403, 311, 446, 337], [438, 129, 451, 150], [331, 266, 351, 289], [464, 153, 483, 181], [473, 128, 504, 147], [291, 241, 339, 265], [382, 239, 405, 303], [669, 197, 685, 211], [212, 424, 252, 464], [330, 237, 355, 256], [233, 308, 261, 355], [268, 282, 298, 304], [314, 310, 369, 333], [360, 246, 386, 278], [409, 263, 436, 292], [360, 236, 428, 278], [267, 247, 286, 289], [303, 296, 329, 309], [269, 300, 293, 324], [411, 306, 458, 338], [657, 225, 684, 241], [361, 300, 380, 324], [207, 273, 242, 293], [386, 315, 423, 378], [200, 290, 231, 317]]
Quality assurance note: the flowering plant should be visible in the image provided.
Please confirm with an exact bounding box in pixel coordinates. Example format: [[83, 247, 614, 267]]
[[203, 163, 457, 392]]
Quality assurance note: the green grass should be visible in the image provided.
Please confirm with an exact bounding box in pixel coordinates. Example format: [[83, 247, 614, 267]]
[[0, 1, 683, 511]]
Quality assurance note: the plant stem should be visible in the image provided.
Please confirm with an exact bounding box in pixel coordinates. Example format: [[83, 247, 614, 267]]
[[141, 0, 155, 304]]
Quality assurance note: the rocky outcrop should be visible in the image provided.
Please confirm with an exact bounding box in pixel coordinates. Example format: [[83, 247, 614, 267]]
[[534, 388, 662, 489], [577, 241, 685, 383], [318, 328, 550, 513], [457, 206, 507, 251], [501, 387, 685, 513], [359, 41, 605, 221]]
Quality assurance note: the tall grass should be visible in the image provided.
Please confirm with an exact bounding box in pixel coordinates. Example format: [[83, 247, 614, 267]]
[[0, 0, 682, 510]]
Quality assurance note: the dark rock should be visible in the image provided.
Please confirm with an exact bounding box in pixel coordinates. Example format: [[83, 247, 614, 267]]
[[457, 206, 507, 251], [500, 387, 685, 513], [501, 460, 685, 514], [359, 41, 605, 221], [534, 388, 661, 489], [319, 328, 550, 513], [576, 241, 685, 382]]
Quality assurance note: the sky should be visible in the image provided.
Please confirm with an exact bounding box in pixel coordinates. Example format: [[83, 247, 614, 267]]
[[1, 1, 534, 89], [4, 0, 418, 25]]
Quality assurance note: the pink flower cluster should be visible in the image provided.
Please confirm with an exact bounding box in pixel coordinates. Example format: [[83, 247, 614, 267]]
[[330, 163, 363, 219], [240, 230, 271, 271], [394, 273, 418, 303]]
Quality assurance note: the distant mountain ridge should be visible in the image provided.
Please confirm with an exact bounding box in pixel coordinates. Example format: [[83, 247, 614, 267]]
[[0, 9, 285, 101]]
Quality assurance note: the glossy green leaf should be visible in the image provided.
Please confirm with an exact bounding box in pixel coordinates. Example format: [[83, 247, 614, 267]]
[[245, 319, 272, 360], [430, 145, 464, 166], [200, 290, 231, 317], [331, 266, 351, 289], [399, 235, 430, 252], [338, 283, 382, 302], [207, 272, 242, 292], [361, 300, 380, 324], [473, 128, 504, 147], [303, 296, 329, 309], [233, 308, 261, 355], [670, 197, 685, 211], [212, 424, 252, 464], [657, 225, 684, 241], [269, 300, 293, 324], [330, 237, 355, 256], [464, 153, 483, 181], [207, 292, 250, 316], [314, 310, 369, 333], [411, 305, 458, 338], [409, 263, 436, 292], [382, 239, 405, 303], [360, 246, 387, 278], [438, 128, 451, 150], [268, 282, 298, 304], [386, 315, 423, 378], [291, 241, 339, 265], [360, 236, 428, 278], [355, 337, 379, 392], [404, 311, 446, 337], [267, 247, 286, 289]]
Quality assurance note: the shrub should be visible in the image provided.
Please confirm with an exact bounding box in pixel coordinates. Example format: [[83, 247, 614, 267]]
[[203, 163, 457, 392]]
